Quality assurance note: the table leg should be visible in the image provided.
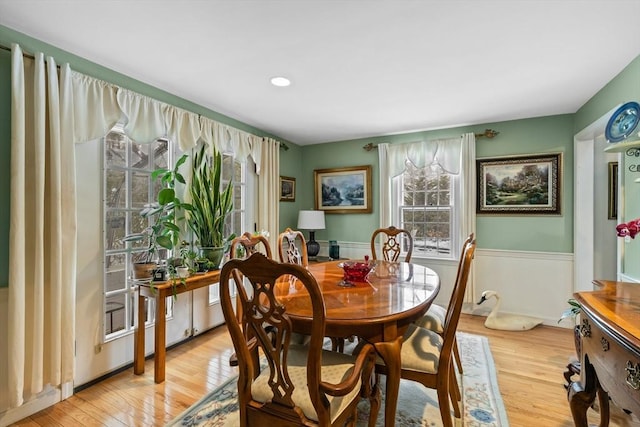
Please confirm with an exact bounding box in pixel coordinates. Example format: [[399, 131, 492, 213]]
[[154, 293, 166, 383], [374, 336, 403, 427], [134, 291, 145, 375]]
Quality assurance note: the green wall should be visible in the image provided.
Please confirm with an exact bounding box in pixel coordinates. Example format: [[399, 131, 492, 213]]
[[294, 116, 575, 252]]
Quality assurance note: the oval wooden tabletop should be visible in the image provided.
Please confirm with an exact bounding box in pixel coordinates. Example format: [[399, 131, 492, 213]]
[[274, 260, 440, 338]]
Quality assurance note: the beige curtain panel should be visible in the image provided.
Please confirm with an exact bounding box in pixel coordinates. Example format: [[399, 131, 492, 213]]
[[7, 43, 282, 410], [8, 44, 77, 409]]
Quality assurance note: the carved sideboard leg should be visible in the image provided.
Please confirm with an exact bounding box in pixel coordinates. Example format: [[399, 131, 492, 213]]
[[596, 385, 610, 427], [568, 380, 596, 427]]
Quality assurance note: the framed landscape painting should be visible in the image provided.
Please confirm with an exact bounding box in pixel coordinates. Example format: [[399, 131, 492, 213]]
[[314, 165, 372, 214], [279, 176, 296, 201], [476, 153, 562, 215]]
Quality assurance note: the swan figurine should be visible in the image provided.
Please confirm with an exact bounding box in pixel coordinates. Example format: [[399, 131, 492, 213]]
[[477, 290, 543, 331]]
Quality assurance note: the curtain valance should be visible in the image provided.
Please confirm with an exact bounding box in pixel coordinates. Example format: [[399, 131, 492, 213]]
[[70, 72, 280, 156], [70, 71, 120, 143], [383, 138, 462, 178]]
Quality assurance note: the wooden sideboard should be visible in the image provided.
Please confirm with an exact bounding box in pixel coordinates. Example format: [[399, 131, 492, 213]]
[[569, 280, 640, 426]]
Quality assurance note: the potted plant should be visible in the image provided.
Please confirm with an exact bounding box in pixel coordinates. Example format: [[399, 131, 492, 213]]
[[124, 154, 189, 279], [184, 144, 235, 269]]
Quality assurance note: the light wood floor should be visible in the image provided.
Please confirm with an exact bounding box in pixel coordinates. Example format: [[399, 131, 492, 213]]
[[10, 314, 640, 427]]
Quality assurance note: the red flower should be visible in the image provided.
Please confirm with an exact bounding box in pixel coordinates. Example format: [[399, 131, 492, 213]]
[[616, 218, 640, 239]]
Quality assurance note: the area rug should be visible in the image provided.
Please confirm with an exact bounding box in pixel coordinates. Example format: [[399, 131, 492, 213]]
[[167, 331, 509, 426]]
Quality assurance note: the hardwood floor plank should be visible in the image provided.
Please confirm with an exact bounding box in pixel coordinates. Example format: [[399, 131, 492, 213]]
[[8, 314, 640, 426]]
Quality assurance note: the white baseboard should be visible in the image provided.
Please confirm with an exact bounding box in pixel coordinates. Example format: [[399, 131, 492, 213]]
[[0, 386, 61, 427]]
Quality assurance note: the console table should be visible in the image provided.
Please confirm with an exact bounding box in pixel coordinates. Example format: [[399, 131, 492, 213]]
[[133, 270, 220, 383], [569, 280, 640, 426]]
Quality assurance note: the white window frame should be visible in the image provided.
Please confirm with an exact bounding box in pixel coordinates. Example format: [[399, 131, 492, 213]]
[[391, 164, 460, 261]]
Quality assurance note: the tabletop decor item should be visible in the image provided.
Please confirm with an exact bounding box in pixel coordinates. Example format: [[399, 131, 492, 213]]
[[340, 256, 374, 286], [297, 210, 325, 258], [616, 217, 640, 239]]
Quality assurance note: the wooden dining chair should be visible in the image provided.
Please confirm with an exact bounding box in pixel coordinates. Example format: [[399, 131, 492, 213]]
[[414, 233, 475, 375], [230, 231, 273, 260], [219, 253, 381, 427], [277, 227, 309, 267], [372, 237, 476, 427], [228, 232, 274, 366], [370, 226, 413, 262]]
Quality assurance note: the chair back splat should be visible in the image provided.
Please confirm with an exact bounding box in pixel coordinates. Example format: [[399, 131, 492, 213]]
[[277, 227, 309, 267], [230, 231, 273, 260], [220, 253, 380, 426], [370, 226, 413, 262]]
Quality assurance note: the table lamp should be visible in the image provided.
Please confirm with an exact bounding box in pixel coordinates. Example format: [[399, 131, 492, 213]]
[[297, 210, 325, 258]]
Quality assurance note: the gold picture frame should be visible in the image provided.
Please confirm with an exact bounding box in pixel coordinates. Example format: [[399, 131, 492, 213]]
[[314, 165, 372, 214], [279, 176, 296, 202]]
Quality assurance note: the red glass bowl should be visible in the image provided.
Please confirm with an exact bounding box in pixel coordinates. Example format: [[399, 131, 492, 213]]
[[341, 260, 374, 282]]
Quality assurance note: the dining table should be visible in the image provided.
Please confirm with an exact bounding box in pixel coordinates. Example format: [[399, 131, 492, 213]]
[[274, 259, 440, 427]]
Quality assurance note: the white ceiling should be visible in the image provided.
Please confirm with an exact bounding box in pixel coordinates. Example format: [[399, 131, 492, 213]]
[[1, 0, 639, 145]]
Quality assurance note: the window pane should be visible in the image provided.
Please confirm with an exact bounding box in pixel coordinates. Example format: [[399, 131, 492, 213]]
[[105, 211, 126, 250], [106, 170, 126, 208], [130, 141, 151, 169], [222, 155, 233, 181], [152, 140, 169, 170], [105, 132, 127, 169], [105, 294, 126, 335], [105, 254, 126, 291], [400, 163, 454, 259], [131, 171, 150, 208]]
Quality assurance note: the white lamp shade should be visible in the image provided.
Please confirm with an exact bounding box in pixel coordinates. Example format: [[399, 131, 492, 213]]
[[297, 210, 325, 230]]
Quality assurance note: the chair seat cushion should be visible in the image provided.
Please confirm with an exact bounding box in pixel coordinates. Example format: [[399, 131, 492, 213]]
[[399, 324, 443, 373], [251, 344, 362, 423], [354, 325, 443, 374], [413, 303, 446, 333]]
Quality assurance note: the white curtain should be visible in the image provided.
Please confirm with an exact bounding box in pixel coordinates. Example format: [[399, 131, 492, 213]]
[[378, 138, 462, 226], [117, 88, 200, 149], [378, 136, 476, 302], [460, 133, 476, 303], [8, 45, 76, 408], [70, 71, 120, 143], [256, 137, 280, 250]]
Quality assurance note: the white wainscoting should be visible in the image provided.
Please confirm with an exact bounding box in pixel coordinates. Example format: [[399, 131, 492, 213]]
[[472, 248, 574, 328]]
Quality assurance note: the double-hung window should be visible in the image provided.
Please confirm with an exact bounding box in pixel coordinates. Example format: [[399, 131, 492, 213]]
[[396, 161, 456, 258], [381, 137, 471, 262]]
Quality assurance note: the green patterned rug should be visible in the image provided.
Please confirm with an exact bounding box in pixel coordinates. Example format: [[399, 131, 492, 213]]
[[167, 332, 509, 426]]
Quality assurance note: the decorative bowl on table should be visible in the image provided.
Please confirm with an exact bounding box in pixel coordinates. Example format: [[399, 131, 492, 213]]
[[340, 258, 375, 283]]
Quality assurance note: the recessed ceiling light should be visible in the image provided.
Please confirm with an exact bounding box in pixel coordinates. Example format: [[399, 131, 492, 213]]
[[270, 76, 291, 87]]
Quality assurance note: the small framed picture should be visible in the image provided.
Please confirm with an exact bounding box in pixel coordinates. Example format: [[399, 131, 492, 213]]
[[476, 153, 562, 215], [608, 161, 618, 220], [314, 165, 372, 214], [279, 176, 296, 202]]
